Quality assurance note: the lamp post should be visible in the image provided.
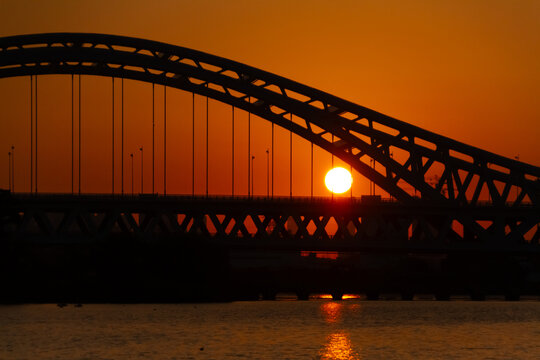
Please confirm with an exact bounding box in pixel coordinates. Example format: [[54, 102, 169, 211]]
[[130, 153, 134, 196], [487, 163, 491, 204], [251, 155, 255, 197], [139, 146, 143, 194], [369, 159, 374, 195], [350, 164, 353, 200], [389, 152, 393, 200], [11, 145, 14, 193], [266, 149, 269, 198], [372, 159, 376, 196], [8, 150, 11, 192], [514, 154, 520, 200]]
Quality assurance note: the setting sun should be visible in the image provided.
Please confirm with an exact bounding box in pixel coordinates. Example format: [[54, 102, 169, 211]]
[[325, 167, 352, 194]]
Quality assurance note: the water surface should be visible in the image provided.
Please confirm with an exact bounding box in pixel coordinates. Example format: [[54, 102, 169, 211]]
[[1, 300, 540, 359]]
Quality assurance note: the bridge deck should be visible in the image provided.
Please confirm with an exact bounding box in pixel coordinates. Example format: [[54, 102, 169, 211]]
[[1, 192, 538, 254]]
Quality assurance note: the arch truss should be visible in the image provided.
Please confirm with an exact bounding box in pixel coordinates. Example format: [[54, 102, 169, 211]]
[[0, 33, 539, 243]]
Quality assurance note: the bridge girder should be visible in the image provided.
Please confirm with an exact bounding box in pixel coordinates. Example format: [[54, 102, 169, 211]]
[[0, 33, 539, 208], [3, 194, 539, 250]]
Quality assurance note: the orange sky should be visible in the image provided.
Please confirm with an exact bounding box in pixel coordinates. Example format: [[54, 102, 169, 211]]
[[0, 0, 539, 196]]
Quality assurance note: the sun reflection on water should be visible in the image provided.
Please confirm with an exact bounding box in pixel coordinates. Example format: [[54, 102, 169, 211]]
[[321, 302, 343, 323], [319, 302, 361, 359], [320, 331, 360, 360]]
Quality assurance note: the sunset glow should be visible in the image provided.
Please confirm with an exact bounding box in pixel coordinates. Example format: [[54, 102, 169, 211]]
[[1, 2, 539, 360]]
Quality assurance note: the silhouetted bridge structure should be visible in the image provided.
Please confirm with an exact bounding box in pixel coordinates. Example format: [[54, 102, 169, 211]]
[[1, 33, 539, 301], [3, 193, 539, 254]]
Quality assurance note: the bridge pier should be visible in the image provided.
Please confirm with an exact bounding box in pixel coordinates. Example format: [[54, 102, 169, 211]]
[[401, 292, 414, 301], [366, 292, 380, 301], [505, 289, 521, 301], [470, 291, 486, 301], [469, 283, 487, 301], [261, 290, 277, 301], [435, 292, 451, 301]]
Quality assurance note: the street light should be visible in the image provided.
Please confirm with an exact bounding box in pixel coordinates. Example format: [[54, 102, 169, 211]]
[[130, 153, 134, 196], [350, 164, 353, 200], [372, 159, 376, 196], [369, 159, 374, 196], [389, 153, 394, 200], [139, 146, 143, 194], [11, 145, 14, 193], [8, 150, 11, 192], [514, 154, 520, 200], [266, 149, 269, 198], [487, 163, 492, 204], [251, 155, 255, 197]]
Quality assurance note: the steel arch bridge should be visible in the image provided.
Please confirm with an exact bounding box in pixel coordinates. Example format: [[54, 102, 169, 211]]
[[0, 33, 539, 246]]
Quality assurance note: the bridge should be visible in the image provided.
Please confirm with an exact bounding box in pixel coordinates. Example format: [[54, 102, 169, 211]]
[[1, 33, 539, 302]]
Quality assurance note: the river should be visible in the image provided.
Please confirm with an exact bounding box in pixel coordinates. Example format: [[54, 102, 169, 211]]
[[2, 299, 540, 359]]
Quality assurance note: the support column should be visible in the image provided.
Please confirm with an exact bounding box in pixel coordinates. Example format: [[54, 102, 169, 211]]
[[152, 83, 155, 194], [112, 77, 115, 195], [164, 85, 167, 195], [231, 106, 235, 197], [78, 75, 81, 195], [71, 74, 74, 194], [30, 75, 33, 193], [248, 101, 251, 197], [121, 77, 124, 195], [192, 92, 195, 197], [35, 76, 38, 193], [206, 89, 209, 197]]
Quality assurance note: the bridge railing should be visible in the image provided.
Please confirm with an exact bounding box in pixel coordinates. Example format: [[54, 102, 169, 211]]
[[2, 190, 535, 208]]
